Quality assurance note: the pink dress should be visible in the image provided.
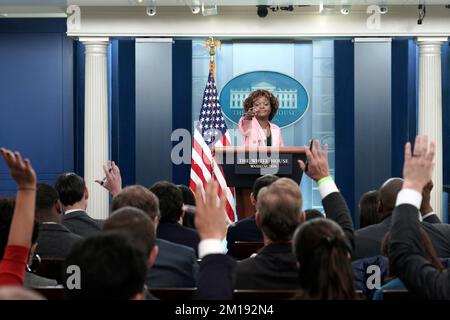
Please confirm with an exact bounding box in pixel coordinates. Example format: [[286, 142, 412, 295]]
[[238, 117, 284, 147]]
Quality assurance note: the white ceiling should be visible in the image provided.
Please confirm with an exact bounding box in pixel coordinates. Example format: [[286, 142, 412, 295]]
[[0, 0, 447, 17], [0, 0, 450, 6]]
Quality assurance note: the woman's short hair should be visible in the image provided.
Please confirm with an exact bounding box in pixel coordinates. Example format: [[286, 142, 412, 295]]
[[243, 89, 279, 121]]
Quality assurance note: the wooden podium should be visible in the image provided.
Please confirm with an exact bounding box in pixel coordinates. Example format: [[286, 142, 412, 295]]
[[214, 147, 307, 220]]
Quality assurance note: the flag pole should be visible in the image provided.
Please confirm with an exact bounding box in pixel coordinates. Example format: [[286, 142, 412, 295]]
[[205, 37, 221, 181], [205, 36, 221, 79]]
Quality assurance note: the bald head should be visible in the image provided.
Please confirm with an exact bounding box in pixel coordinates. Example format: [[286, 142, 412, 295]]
[[379, 178, 404, 215], [111, 185, 160, 221]]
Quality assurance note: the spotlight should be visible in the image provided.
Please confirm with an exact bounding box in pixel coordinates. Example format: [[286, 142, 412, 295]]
[[417, 4, 426, 25], [340, 5, 350, 15], [257, 5, 269, 18], [146, 6, 156, 16]]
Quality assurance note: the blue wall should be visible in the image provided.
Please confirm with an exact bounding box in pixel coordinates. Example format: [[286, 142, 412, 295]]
[[391, 39, 418, 178], [354, 40, 392, 224], [334, 40, 356, 223], [111, 39, 136, 188], [0, 19, 74, 195], [335, 38, 418, 227], [172, 40, 192, 186]]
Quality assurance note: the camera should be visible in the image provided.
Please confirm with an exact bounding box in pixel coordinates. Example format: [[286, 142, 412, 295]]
[[257, 5, 269, 18], [379, 6, 388, 14], [191, 6, 201, 14], [340, 6, 350, 15], [146, 6, 156, 16]]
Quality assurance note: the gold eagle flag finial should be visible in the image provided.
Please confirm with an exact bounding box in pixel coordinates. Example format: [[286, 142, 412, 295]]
[[205, 37, 221, 79]]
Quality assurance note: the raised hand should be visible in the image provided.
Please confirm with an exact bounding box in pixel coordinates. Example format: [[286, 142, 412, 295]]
[[194, 180, 227, 240], [298, 140, 330, 182], [244, 107, 255, 120], [0, 147, 36, 252], [95, 160, 122, 197], [403, 136, 436, 193], [0, 148, 36, 189]]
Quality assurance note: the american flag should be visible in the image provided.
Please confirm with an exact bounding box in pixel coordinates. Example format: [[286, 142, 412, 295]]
[[189, 70, 237, 223]]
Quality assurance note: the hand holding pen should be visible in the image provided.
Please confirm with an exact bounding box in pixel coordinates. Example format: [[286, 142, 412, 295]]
[[95, 160, 122, 197]]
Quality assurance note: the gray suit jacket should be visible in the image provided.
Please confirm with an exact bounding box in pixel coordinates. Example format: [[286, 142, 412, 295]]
[[24, 272, 58, 288], [147, 238, 199, 288], [36, 223, 82, 259], [62, 210, 101, 237]]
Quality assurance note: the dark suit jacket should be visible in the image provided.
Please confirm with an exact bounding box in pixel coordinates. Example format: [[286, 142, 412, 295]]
[[156, 222, 200, 256], [62, 210, 101, 237], [389, 203, 450, 299], [36, 223, 82, 259], [148, 238, 199, 288], [423, 213, 441, 224], [353, 216, 393, 260], [226, 216, 263, 257], [194, 254, 237, 300], [233, 243, 300, 290], [234, 191, 354, 290], [354, 213, 450, 260]]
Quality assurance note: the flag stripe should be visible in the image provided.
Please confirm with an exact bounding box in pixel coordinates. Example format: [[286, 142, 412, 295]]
[[189, 71, 237, 223]]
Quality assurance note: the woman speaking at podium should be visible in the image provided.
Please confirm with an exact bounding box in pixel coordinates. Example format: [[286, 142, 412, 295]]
[[238, 89, 284, 147]]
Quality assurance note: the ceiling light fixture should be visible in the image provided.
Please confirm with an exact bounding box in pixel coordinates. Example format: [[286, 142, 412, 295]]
[[202, 3, 218, 16]]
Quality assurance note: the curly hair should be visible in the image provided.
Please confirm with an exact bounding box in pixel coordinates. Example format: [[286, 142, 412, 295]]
[[243, 89, 279, 121]]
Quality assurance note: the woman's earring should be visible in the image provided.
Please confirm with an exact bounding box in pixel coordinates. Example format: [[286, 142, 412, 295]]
[[27, 253, 41, 273]]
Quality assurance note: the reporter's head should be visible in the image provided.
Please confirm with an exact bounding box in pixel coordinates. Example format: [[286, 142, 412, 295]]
[[103, 206, 158, 267], [55, 173, 88, 208], [64, 231, 147, 300], [149, 181, 183, 224], [111, 185, 160, 224], [256, 178, 303, 242], [293, 219, 355, 300]]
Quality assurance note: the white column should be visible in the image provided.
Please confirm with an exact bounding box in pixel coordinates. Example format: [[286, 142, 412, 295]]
[[417, 37, 447, 220], [80, 37, 110, 220]]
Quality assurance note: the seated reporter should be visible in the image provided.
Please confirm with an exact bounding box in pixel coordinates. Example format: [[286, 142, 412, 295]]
[[233, 140, 354, 290], [388, 135, 450, 299]]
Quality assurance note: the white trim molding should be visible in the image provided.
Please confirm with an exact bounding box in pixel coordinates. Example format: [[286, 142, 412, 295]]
[[67, 6, 450, 38]]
